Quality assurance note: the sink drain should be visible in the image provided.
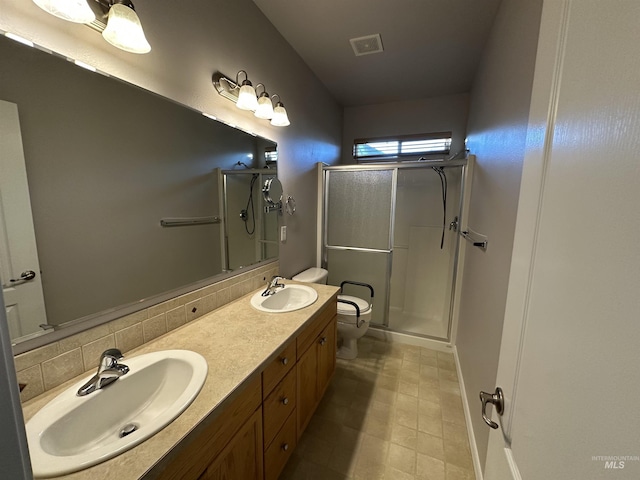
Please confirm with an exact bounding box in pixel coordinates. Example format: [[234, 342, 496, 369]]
[[119, 423, 139, 438]]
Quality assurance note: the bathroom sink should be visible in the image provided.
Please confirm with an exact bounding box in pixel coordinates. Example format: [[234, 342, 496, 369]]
[[250, 284, 318, 313], [26, 350, 208, 478]]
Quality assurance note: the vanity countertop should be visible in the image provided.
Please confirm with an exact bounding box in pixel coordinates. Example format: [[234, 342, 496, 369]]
[[21, 281, 340, 480]]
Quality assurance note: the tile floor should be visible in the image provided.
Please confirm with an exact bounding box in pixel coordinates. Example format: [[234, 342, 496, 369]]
[[279, 336, 475, 480]]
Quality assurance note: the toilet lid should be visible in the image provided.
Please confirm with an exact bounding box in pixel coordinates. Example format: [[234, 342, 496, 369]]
[[291, 267, 327, 283], [337, 295, 371, 316]]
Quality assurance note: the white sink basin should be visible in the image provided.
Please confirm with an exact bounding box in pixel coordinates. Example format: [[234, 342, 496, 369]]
[[250, 284, 318, 313], [26, 350, 208, 478]]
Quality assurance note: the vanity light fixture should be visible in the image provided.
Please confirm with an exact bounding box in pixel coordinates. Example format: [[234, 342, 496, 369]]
[[31, 0, 151, 54], [100, 1, 150, 54], [33, 0, 96, 24], [270, 94, 290, 127], [235, 71, 259, 111], [254, 84, 274, 120], [212, 71, 291, 127]]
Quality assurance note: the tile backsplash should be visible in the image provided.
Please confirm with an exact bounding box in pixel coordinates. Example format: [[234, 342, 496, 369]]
[[15, 262, 279, 402]]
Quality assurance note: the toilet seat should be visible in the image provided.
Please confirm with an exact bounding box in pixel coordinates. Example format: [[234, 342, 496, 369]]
[[337, 294, 371, 326]]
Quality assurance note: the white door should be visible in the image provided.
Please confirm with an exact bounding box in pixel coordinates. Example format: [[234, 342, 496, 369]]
[[483, 1, 640, 478], [0, 100, 48, 340]]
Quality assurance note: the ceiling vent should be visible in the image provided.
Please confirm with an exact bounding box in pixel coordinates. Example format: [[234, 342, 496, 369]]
[[349, 34, 384, 56]]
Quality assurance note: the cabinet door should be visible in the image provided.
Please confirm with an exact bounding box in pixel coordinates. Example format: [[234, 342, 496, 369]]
[[296, 345, 318, 435], [200, 408, 264, 480], [317, 319, 337, 397]]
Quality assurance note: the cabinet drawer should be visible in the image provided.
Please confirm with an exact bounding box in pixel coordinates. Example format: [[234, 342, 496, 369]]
[[263, 366, 297, 448], [262, 341, 296, 398], [264, 411, 297, 480], [297, 300, 337, 359]]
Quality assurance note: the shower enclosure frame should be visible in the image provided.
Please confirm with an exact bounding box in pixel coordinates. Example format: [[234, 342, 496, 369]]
[[320, 158, 470, 343]]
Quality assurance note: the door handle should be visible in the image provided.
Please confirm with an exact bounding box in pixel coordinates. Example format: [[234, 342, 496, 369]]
[[6, 270, 37, 286], [479, 387, 504, 429]]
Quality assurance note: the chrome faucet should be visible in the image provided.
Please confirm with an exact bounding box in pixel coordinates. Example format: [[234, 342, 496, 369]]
[[77, 348, 129, 396], [261, 275, 285, 296]]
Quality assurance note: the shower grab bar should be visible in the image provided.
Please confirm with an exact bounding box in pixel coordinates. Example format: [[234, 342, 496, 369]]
[[160, 216, 221, 227], [325, 245, 392, 254], [460, 228, 488, 249]]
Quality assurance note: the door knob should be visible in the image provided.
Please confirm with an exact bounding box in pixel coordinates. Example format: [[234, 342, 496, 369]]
[[479, 387, 504, 429], [8, 270, 37, 284]]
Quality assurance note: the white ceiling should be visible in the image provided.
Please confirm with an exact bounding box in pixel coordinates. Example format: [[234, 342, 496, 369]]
[[253, 0, 502, 107]]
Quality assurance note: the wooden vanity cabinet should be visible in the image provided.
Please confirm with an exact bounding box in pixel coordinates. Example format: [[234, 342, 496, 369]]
[[296, 301, 337, 435], [261, 340, 297, 480], [160, 376, 263, 480], [162, 297, 337, 480], [261, 298, 337, 480], [198, 408, 263, 480]]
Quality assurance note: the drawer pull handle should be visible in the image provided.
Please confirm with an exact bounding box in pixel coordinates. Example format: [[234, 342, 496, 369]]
[[319, 336, 327, 346], [281, 357, 288, 366], [282, 397, 289, 405], [281, 443, 289, 452]]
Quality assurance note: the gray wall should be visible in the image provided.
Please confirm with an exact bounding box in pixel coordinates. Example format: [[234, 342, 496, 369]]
[[342, 93, 469, 164], [0, 0, 343, 281], [456, 0, 543, 470]]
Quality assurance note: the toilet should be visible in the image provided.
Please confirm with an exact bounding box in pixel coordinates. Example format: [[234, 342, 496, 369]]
[[292, 267, 373, 360]]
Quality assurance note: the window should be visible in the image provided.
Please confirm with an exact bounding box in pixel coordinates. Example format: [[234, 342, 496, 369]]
[[353, 132, 452, 162], [264, 146, 278, 164]]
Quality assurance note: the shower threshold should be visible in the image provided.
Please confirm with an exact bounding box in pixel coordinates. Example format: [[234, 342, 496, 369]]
[[366, 324, 452, 353]]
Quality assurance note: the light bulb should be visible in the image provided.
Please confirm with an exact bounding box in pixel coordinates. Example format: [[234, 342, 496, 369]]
[[236, 81, 258, 111], [254, 93, 274, 119], [102, 3, 151, 54], [33, 0, 95, 23], [270, 103, 290, 127]]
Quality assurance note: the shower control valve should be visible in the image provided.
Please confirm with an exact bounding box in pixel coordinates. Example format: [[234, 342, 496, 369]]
[[240, 209, 248, 221]]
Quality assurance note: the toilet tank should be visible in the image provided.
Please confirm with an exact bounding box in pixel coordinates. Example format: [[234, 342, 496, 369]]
[[292, 267, 328, 284]]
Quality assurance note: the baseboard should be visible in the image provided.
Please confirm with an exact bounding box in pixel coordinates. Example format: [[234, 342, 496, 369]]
[[453, 345, 483, 480], [366, 326, 454, 353]]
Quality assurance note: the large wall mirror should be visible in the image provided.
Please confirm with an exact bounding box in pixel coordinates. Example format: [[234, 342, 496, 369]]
[[0, 34, 279, 349]]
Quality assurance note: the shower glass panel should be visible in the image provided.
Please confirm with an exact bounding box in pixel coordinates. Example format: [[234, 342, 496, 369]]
[[326, 169, 394, 250], [222, 170, 278, 271], [325, 168, 394, 327], [389, 167, 462, 339]]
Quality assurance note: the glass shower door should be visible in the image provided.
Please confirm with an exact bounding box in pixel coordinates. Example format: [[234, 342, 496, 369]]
[[324, 168, 395, 327], [388, 166, 462, 339]]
